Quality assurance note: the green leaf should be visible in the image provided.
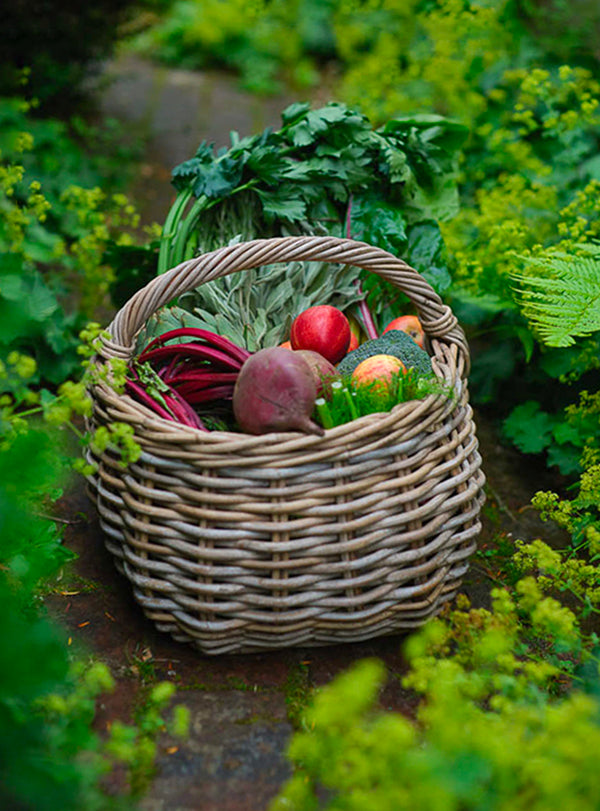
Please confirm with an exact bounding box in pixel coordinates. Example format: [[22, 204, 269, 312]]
[[380, 141, 412, 185], [468, 341, 518, 404], [256, 187, 307, 221], [286, 102, 362, 147], [171, 142, 215, 191], [450, 287, 515, 325], [381, 114, 469, 156], [350, 194, 408, 256], [192, 153, 246, 199], [246, 143, 290, 182], [281, 101, 311, 125], [545, 443, 582, 476], [503, 401, 557, 455], [0, 270, 60, 343], [512, 247, 600, 347], [405, 172, 461, 223]]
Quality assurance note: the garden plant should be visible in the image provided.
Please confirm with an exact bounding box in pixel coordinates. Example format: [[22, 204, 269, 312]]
[[2, 0, 600, 808]]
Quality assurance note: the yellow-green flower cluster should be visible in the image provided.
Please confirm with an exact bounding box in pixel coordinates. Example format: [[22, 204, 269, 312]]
[[336, 0, 511, 124], [61, 186, 141, 315]]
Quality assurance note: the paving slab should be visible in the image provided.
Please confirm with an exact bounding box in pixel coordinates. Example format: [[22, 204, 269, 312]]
[[97, 54, 303, 226], [138, 691, 293, 811]]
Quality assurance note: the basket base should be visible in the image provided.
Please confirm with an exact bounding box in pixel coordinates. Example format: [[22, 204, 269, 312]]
[[121, 554, 473, 655]]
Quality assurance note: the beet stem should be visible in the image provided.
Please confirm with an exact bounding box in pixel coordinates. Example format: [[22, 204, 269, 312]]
[[139, 343, 243, 371], [140, 328, 251, 364], [125, 380, 177, 422]]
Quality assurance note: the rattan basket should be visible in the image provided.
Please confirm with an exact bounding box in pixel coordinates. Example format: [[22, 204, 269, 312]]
[[86, 235, 485, 655]]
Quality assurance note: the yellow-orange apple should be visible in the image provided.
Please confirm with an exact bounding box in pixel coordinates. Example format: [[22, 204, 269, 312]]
[[382, 315, 425, 348], [351, 354, 406, 392]]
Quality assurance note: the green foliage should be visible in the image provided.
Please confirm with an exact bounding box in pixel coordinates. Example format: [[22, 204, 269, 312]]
[[272, 559, 600, 810], [272, 446, 600, 809], [0, 94, 187, 810], [131, 0, 337, 95], [503, 390, 600, 476], [512, 245, 600, 347], [0, 423, 183, 810], [314, 368, 447, 430], [160, 102, 465, 270], [273, 650, 600, 810], [0, 428, 97, 811], [0, 96, 151, 388], [530, 462, 600, 555]]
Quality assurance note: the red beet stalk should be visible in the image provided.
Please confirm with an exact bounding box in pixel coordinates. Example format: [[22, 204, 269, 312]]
[[125, 379, 207, 429], [180, 384, 236, 404], [126, 379, 176, 422], [345, 195, 379, 340], [356, 289, 379, 340], [164, 389, 207, 429], [140, 343, 244, 372], [169, 371, 239, 388], [140, 328, 250, 365]]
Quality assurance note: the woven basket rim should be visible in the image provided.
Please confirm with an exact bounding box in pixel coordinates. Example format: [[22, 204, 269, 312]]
[[99, 235, 469, 365]]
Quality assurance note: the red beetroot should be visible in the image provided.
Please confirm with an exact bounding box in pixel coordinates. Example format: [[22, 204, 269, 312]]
[[290, 305, 351, 364], [292, 349, 338, 397], [233, 347, 324, 435]]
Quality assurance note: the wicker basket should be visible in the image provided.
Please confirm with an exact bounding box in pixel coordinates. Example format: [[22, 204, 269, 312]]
[[87, 236, 485, 655]]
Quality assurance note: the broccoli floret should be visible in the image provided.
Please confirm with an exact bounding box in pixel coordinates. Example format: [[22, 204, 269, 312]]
[[337, 330, 433, 376]]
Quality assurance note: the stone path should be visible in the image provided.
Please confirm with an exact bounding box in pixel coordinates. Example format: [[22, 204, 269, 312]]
[[98, 54, 302, 224], [46, 56, 568, 810]]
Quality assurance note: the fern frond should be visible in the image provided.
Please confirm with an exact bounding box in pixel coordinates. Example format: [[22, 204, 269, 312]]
[[511, 245, 600, 347]]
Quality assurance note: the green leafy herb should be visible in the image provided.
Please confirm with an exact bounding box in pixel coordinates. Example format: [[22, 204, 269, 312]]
[[314, 368, 448, 429], [157, 102, 465, 296]]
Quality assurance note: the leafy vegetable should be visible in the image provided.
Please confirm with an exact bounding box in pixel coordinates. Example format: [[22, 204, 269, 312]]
[[126, 328, 250, 428], [158, 102, 465, 285], [152, 103, 463, 353]]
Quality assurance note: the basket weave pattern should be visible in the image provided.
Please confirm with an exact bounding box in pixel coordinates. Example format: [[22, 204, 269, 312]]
[[87, 236, 485, 654]]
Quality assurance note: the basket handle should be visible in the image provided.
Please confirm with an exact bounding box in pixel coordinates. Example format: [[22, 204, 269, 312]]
[[100, 235, 470, 374]]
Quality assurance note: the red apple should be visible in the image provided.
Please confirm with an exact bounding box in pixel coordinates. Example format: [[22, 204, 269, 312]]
[[290, 305, 351, 364], [382, 315, 425, 348], [347, 331, 359, 352], [351, 354, 406, 393]]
